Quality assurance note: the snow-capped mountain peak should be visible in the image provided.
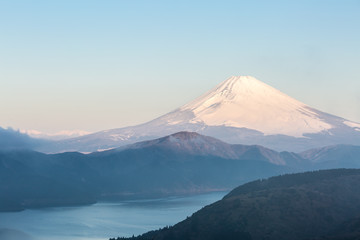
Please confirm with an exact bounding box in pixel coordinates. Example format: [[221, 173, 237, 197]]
[[39, 75, 360, 153], [175, 76, 332, 137]]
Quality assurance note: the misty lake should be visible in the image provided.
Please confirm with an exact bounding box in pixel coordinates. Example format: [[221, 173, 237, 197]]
[[0, 192, 226, 240]]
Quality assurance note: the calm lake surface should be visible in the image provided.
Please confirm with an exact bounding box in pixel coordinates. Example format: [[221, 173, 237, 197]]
[[0, 192, 226, 240]]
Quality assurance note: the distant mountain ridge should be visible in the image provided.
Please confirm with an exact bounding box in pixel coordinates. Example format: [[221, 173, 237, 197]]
[[37, 76, 360, 153], [1, 131, 360, 212], [113, 132, 287, 165], [0, 132, 290, 211]]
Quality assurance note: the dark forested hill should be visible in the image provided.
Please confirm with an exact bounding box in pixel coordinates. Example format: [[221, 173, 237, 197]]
[[112, 169, 360, 240]]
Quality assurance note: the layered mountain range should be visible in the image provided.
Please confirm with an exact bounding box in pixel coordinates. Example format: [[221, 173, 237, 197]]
[[2, 131, 360, 212], [38, 76, 360, 153]]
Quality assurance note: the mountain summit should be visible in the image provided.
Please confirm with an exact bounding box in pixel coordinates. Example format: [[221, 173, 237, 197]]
[[41, 76, 360, 153], [165, 76, 332, 137]]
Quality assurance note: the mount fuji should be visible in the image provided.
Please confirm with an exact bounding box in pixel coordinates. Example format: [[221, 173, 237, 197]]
[[41, 76, 360, 153]]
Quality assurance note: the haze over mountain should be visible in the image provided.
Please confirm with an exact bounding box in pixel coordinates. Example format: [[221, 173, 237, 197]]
[[0, 132, 289, 212], [1, 131, 360, 212], [0, 127, 46, 151], [300, 144, 360, 169], [38, 76, 360, 153]]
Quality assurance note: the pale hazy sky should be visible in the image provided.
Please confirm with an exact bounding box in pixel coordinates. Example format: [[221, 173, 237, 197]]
[[1, 0, 359, 134]]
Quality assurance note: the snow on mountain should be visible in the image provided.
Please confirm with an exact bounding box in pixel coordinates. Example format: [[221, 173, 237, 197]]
[[38, 76, 360, 153], [175, 76, 332, 137], [343, 121, 360, 131]]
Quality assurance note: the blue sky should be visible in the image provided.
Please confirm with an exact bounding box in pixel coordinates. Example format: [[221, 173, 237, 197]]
[[1, 0, 359, 133]]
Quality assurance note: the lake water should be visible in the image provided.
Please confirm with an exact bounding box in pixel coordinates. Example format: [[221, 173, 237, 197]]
[[0, 192, 226, 240]]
